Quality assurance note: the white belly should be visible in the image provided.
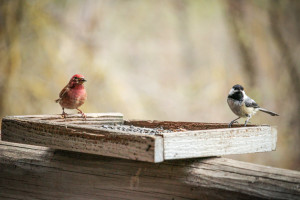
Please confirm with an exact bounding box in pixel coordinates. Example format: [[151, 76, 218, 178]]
[[227, 98, 258, 118]]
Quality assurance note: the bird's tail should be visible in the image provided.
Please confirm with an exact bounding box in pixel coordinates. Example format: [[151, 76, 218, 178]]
[[259, 108, 279, 116], [55, 99, 60, 103]]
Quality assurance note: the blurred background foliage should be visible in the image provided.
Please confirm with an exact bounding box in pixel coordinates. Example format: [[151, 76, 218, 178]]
[[0, 0, 299, 170]]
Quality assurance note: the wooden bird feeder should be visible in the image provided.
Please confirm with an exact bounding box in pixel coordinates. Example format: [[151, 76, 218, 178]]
[[1, 113, 277, 163]]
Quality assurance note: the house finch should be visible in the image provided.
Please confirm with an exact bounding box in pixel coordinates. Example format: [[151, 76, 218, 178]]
[[55, 74, 87, 119]]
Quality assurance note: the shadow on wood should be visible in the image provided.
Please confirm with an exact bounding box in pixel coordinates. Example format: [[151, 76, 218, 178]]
[[0, 141, 299, 200]]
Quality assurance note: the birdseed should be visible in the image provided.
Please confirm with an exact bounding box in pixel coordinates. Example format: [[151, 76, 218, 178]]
[[99, 124, 184, 135]]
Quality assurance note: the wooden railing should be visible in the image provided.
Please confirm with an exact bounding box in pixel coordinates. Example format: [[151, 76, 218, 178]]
[[0, 141, 299, 200]]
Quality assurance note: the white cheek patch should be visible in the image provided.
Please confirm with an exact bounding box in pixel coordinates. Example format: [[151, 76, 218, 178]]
[[242, 91, 246, 97], [228, 88, 235, 95]]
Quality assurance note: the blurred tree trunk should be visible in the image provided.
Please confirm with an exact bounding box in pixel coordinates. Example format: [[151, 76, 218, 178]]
[[268, 0, 300, 170], [224, 0, 256, 86], [269, 0, 300, 129], [0, 0, 23, 118]]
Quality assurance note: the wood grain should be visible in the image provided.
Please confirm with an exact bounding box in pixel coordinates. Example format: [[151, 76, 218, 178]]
[[0, 141, 299, 200], [1, 113, 164, 162], [1, 115, 277, 163], [162, 126, 277, 160], [126, 120, 277, 160]]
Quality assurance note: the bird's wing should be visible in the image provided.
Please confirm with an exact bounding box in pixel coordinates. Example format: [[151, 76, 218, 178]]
[[55, 85, 70, 103], [244, 96, 259, 108], [59, 85, 70, 98]]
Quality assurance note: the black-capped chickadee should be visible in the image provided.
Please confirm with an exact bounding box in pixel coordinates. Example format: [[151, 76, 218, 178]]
[[227, 84, 279, 127]]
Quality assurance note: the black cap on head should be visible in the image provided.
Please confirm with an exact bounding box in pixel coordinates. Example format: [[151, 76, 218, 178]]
[[232, 84, 244, 91]]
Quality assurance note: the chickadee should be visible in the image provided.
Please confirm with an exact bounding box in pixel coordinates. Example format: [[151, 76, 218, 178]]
[[227, 84, 279, 127]]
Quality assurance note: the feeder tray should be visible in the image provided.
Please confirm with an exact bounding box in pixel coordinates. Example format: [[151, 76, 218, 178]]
[[1, 113, 277, 163]]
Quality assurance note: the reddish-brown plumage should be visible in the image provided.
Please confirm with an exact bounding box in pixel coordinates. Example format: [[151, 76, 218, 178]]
[[55, 74, 87, 119]]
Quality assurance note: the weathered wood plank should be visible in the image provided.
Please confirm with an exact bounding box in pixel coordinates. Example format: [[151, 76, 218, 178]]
[[0, 141, 299, 200], [1, 115, 277, 163], [1, 114, 164, 162], [6, 113, 124, 124], [162, 126, 277, 160], [125, 120, 277, 160]]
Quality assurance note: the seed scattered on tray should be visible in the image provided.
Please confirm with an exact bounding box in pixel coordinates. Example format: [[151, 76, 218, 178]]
[[99, 125, 186, 135]]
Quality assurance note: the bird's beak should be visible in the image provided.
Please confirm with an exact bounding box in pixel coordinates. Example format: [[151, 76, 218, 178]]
[[79, 78, 87, 83]]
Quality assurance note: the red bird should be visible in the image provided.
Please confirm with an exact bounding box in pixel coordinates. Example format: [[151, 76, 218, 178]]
[[55, 74, 87, 119]]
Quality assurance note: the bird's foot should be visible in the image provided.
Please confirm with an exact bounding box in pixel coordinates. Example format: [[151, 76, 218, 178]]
[[228, 120, 239, 128], [81, 112, 87, 120], [61, 111, 67, 119], [244, 120, 251, 127], [77, 109, 87, 120], [228, 117, 241, 128]]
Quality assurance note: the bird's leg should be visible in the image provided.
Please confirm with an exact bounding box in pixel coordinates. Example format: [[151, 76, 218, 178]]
[[244, 116, 251, 127], [76, 108, 86, 120], [61, 108, 67, 118], [229, 117, 240, 128]]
